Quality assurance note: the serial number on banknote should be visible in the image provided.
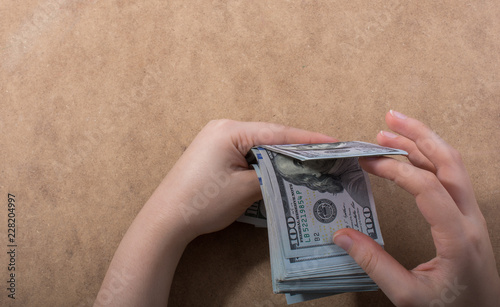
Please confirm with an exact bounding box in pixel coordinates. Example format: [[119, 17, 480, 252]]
[[296, 191, 321, 243]]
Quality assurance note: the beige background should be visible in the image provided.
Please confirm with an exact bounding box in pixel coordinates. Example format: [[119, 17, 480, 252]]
[[1, 0, 499, 306]]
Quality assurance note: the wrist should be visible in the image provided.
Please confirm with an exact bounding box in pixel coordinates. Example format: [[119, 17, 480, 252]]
[[147, 171, 210, 242], [97, 192, 193, 306], [140, 194, 197, 248]]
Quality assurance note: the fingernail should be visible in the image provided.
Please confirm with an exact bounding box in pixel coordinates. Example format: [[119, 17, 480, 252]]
[[380, 130, 398, 138], [390, 110, 408, 119], [333, 234, 353, 252]]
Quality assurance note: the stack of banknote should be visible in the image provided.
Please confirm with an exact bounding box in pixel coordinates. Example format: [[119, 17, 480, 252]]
[[237, 141, 407, 304]]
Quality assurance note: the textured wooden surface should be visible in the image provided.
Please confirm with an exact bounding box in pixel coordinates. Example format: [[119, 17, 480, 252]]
[[1, 1, 499, 306]]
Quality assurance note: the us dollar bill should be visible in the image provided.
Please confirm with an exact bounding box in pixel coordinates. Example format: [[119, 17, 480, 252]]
[[255, 147, 383, 258], [261, 141, 407, 161], [236, 200, 267, 228], [236, 142, 407, 304]]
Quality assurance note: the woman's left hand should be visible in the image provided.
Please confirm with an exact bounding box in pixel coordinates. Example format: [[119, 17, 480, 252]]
[[96, 119, 336, 306], [151, 119, 337, 241]]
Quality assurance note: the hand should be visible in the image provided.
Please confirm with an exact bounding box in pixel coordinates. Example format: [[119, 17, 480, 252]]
[[95, 119, 336, 306], [151, 119, 337, 241], [333, 110, 500, 306]]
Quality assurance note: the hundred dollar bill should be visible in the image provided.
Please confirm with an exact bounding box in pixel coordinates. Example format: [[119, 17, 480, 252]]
[[262, 141, 407, 161], [237, 141, 407, 304], [236, 200, 267, 228], [255, 147, 383, 259]]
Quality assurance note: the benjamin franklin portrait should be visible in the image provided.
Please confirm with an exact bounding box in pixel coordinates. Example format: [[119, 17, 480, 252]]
[[272, 154, 369, 206]]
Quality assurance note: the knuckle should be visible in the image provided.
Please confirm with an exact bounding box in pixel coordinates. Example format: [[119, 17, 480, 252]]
[[450, 148, 463, 164], [209, 118, 232, 126], [477, 215, 488, 230], [280, 125, 293, 143], [418, 171, 440, 190], [444, 146, 463, 165], [392, 290, 416, 307], [280, 124, 291, 133], [269, 122, 287, 134], [464, 227, 483, 253], [206, 119, 235, 131]]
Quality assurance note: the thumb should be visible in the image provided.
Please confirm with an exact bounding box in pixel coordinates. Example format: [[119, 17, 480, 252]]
[[333, 228, 415, 303]]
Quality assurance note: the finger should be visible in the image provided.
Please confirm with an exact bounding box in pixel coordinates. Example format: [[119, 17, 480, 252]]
[[377, 130, 436, 174], [385, 111, 479, 217], [234, 169, 264, 205], [333, 228, 421, 306], [236, 121, 338, 154], [359, 156, 463, 234]]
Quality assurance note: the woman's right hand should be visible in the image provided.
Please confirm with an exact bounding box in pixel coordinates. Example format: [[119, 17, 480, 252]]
[[333, 110, 500, 306]]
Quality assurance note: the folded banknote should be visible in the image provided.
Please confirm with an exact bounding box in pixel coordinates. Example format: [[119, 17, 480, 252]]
[[238, 141, 407, 304]]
